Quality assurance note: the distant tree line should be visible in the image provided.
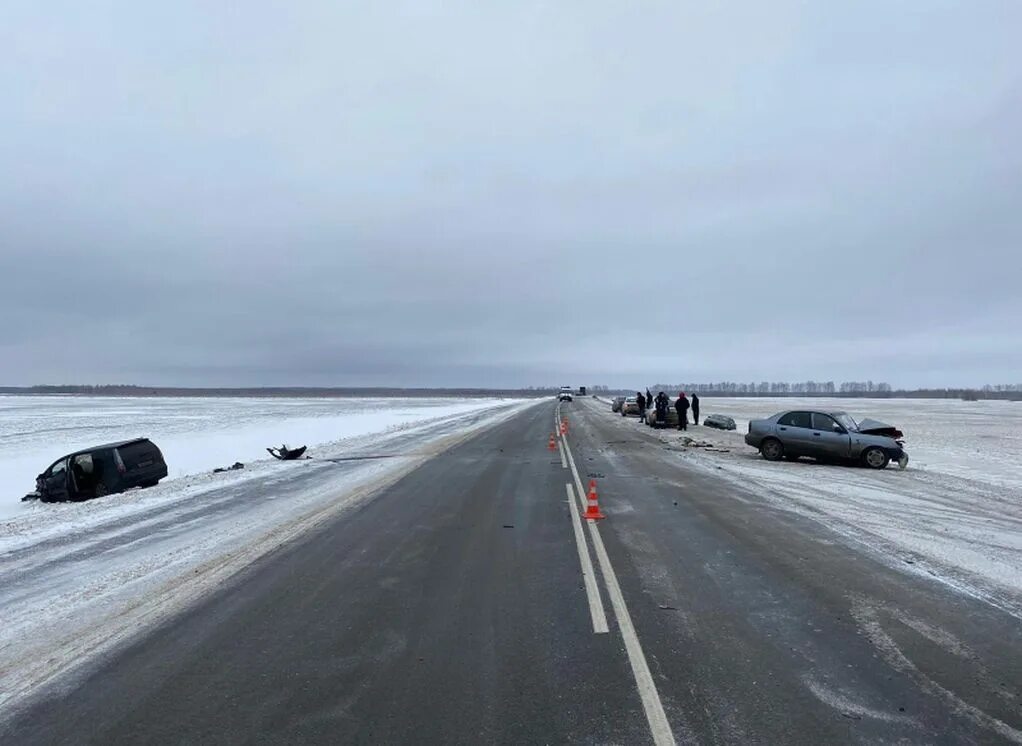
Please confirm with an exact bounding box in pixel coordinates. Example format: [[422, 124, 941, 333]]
[[2, 383, 1020, 401], [0, 384, 555, 398], [649, 381, 893, 395], [629, 382, 1022, 400]]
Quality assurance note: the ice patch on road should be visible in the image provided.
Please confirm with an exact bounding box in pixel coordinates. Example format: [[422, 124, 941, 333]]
[[850, 600, 1022, 743], [802, 675, 917, 724]]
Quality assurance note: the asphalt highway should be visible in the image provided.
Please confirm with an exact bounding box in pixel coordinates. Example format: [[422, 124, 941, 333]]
[[4, 398, 1020, 744]]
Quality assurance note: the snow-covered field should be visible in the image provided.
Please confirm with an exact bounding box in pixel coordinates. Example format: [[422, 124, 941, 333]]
[[0, 395, 538, 715], [0, 395, 516, 519], [636, 397, 1022, 617]]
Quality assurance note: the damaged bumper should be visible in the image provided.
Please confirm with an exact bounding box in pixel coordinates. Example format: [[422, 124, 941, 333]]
[[886, 448, 909, 469]]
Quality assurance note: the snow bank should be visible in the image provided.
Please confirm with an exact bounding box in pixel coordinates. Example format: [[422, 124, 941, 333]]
[[690, 397, 1022, 491], [0, 395, 517, 519]]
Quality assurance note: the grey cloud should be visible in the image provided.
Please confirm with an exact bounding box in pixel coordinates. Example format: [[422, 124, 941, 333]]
[[2, 1, 1020, 387]]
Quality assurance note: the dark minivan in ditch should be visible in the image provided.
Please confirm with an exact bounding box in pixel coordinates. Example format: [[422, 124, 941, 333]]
[[36, 438, 169, 502]]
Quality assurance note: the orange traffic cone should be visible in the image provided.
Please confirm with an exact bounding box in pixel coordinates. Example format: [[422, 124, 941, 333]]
[[548, 433, 557, 451], [583, 480, 605, 520]]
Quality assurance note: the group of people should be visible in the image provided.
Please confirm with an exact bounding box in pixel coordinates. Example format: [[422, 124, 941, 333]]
[[635, 389, 700, 431]]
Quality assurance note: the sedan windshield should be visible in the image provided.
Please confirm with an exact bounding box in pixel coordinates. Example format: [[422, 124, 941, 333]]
[[833, 413, 858, 431]]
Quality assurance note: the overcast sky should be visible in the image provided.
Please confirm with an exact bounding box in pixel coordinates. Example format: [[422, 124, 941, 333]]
[[2, 1, 1020, 388]]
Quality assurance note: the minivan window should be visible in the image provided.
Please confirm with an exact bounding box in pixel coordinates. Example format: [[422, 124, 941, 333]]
[[117, 442, 154, 468], [51, 459, 67, 475], [778, 411, 811, 428]]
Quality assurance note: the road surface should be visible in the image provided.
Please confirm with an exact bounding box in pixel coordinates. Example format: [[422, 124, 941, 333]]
[[3, 398, 1020, 744]]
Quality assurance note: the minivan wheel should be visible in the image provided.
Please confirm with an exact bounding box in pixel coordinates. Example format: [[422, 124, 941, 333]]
[[863, 447, 890, 470], [760, 438, 784, 461]]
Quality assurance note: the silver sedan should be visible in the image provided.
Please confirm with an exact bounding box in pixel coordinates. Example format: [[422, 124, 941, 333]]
[[745, 410, 908, 469]]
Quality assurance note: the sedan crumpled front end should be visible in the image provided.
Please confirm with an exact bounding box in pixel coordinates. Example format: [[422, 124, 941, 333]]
[[850, 418, 908, 468], [856, 418, 904, 440], [850, 431, 909, 469]]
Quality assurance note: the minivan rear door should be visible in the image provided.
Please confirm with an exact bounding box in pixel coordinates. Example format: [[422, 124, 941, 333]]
[[114, 440, 167, 485], [116, 441, 157, 472]]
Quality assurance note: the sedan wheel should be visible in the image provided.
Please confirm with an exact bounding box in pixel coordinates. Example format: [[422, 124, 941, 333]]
[[760, 439, 784, 461], [863, 447, 890, 470]]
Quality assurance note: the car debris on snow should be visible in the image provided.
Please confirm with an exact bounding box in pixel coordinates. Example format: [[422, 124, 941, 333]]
[[266, 444, 309, 460], [673, 436, 731, 452]]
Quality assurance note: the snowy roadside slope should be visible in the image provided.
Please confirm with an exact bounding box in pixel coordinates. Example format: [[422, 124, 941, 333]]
[[586, 397, 1022, 618], [703, 449, 1022, 614], [1, 397, 523, 547], [678, 396, 1022, 492], [0, 399, 538, 717], [0, 395, 519, 519]]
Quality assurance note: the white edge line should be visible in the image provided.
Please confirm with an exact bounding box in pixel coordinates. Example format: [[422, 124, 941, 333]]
[[562, 432, 677, 746], [566, 483, 609, 634], [557, 440, 568, 469]]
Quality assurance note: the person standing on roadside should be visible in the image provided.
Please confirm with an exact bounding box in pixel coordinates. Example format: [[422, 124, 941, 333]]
[[655, 391, 669, 426], [691, 393, 700, 426], [636, 391, 646, 422], [675, 392, 690, 431]]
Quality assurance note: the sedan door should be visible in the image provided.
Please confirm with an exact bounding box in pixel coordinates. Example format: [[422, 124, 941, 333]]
[[809, 412, 852, 460], [774, 411, 815, 456]]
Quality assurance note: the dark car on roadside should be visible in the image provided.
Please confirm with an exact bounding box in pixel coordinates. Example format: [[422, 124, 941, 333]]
[[745, 411, 908, 469], [35, 438, 169, 503], [703, 414, 737, 431], [611, 396, 626, 412]]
